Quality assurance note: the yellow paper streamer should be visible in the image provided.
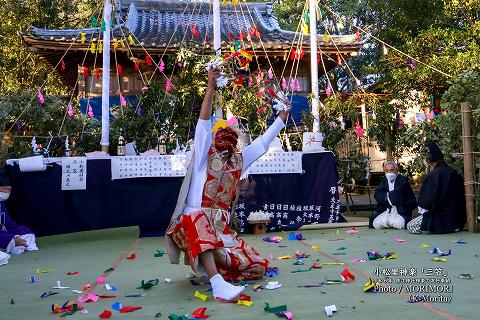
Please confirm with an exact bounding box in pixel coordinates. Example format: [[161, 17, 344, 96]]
[[232, 0, 239, 5], [302, 22, 309, 35], [36, 268, 55, 274], [238, 300, 253, 307], [324, 32, 330, 44], [90, 42, 96, 54], [128, 34, 134, 45], [194, 290, 207, 301], [80, 32, 86, 44], [113, 40, 118, 49], [432, 257, 447, 262], [98, 41, 103, 53]]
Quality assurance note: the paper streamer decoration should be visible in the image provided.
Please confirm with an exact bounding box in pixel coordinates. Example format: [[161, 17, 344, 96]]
[[165, 79, 172, 93], [354, 121, 364, 137], [158, 60, 165, 72], [282, 78, 287, 90], [19, 156, 46, 172], [37, 89, 45, 104], [120, 94, 127, 107], [87, 105, 94, 117], [67, 103, 74, 117]]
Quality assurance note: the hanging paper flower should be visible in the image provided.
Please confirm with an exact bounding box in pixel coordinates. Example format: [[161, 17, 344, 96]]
[[355, 30, 361, 41], [256, 72, 262, 84], [134, 61, 140, 72], [295, 79, 301, 91], [354, 121, 364, 138], [98, 41, 103, 53], [290, 79, 296, 91], [87, 105, 94, 118], [67, 103, 74, 117], [382, 44, 389, 55], [90, 42, 96, 54], [128, 34, 134, 45], [191, 24, 200, 38], [37, 89, 45, 105], [145, 55, 152, 66], [165, 79, 172, 93], [324, 32, 330, 44], [427, 110, 435, 120], [117, 64, 122, 75], [355, 78, 362, 86], [302, 22, 309, 35], [232, 0, 239, 5], [267, 67, 274, 80], [135, 106, 142, 118], [158, 59, 165, 72], [142, 86, 149, 92], [250, 27, 260, 38], [120, 94, 127, 107], [80, 32, 86, 44], [95, 68, 100, 79], [407, 58, 416, 69], [91, 16, 97, 28], [326, 83, 332, 96], [248, 77, 253, 88], [60, 59, 65, 71], [282, 78, 287, 90], [83, 66, 89, 79]]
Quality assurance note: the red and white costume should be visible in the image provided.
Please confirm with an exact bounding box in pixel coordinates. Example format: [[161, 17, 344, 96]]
[[166, 117, 285, 280]]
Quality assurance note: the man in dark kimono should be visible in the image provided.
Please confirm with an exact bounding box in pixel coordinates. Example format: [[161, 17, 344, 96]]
[[407, 140, 466, 234], [370, 161, 416, 229], [0, 170, 38, 254]]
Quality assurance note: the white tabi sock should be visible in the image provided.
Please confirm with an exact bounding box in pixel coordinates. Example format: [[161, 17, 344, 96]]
[[210, 274, 245, 301]]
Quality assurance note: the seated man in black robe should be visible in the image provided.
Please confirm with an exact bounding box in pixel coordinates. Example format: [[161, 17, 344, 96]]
[[370, 161, 416, 229], [407, 140, 466, 234]]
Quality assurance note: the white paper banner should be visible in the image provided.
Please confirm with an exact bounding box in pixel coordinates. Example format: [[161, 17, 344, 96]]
[[248, 152, 303, 174], [61, 157, 87, 190], [111, 155, 190, 180]]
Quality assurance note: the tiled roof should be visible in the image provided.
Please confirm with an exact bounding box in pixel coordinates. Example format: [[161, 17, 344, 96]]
[[22, 0, 361, 51], [19, 1, 363, 89]]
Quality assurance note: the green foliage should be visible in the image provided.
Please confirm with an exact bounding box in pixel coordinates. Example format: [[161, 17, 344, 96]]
[[0, 0, 97, 95], [0, 90, 100, 163]]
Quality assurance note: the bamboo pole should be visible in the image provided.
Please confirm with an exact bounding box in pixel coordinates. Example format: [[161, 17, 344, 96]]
[[460, 102, 476, 232]]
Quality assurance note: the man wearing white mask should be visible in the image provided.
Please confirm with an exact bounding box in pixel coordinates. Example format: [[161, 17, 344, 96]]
[[370, 161, 416, 229], [0, 169, 38, 255]]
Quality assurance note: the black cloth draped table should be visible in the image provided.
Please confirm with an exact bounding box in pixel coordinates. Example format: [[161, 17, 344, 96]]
[[5, 152, 341, 237]]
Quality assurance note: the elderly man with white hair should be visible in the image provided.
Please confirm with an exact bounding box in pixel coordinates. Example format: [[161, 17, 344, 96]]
[[370, 161, 417, 229]]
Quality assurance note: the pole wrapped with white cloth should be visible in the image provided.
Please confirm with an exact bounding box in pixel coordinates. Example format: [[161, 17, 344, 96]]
[[309, 0, 320, 132], [212, 0, 221, 55], [101, 0, 112, 151], [302, 0, 325, 153]]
